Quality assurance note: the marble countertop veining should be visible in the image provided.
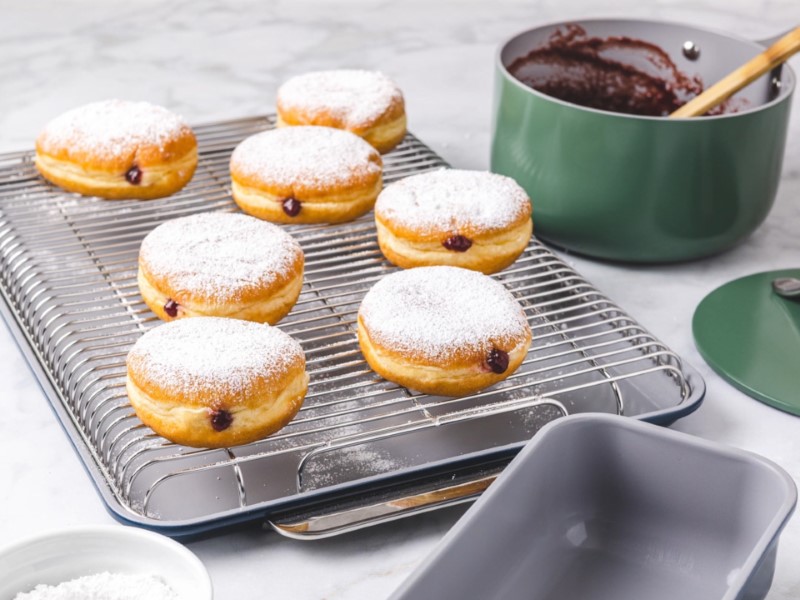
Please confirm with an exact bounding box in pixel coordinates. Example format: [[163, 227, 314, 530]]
[[1, 1, 800, 598]]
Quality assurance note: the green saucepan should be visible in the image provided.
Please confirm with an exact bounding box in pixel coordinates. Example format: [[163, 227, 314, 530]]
[[491, 19, 794, 262]]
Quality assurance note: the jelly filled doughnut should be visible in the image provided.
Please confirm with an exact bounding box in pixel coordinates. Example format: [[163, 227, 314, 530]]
[[277, 69, 407, 153], [126, 317, 308, 448], [230, 126, 382, 224], [35, 100, 197, 200], [375, 169, 533, 274], [357, 266, 532, 396], [137, 212, 304, 324]]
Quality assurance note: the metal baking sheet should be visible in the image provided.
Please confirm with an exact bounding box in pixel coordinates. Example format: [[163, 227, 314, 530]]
[[0, 115, 704, 536]]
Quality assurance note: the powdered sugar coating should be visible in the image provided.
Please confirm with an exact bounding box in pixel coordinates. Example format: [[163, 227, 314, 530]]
[[127, 317, 304, 401], [278, 70, 403, 128], [37, 100, 190, 161], [375, 169, 531, 235], [139, 212, 302, 303], [359, 266, 530, 360], [230, 127, 381, 190]]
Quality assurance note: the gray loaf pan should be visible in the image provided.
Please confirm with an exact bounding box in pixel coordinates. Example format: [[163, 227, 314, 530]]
[[390, 414, 796, 600]]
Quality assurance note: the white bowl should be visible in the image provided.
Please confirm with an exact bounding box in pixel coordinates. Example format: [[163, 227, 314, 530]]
[[0, 525, 212, 600]]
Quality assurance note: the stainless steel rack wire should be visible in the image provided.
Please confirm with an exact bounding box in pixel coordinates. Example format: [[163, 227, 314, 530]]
[[0, 115, 703, 538]]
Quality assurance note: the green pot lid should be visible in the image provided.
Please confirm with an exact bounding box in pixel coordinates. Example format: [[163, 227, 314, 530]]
[[693, 269, 800, 415]]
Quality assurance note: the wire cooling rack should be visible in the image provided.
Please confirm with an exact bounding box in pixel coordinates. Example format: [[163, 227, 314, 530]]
[[0, 115, 703, 537]]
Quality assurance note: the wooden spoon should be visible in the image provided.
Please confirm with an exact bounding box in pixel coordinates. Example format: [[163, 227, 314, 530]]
[[670, 26, 800, 118]]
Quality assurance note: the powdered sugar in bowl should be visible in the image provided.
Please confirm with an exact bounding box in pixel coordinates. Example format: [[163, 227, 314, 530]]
[[0, 525, 212, 599]]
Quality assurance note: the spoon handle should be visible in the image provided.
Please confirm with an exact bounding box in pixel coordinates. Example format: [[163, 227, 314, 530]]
[[670, 26, 800, 118]]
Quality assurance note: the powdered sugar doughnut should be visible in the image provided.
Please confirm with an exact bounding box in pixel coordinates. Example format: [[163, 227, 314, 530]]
[[357, 266, 532, 396], [138, 212, 304, 324], [35, 100, 197, 200], [277, 70, 407, 153], [230, 126, 383, 223], [375, 169, 533, 274], [126, 317, 308, 448]]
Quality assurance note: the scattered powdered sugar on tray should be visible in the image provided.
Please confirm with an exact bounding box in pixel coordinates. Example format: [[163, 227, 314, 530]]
[[300, 444, 403, 490], [127, 317, 303, 400], [13, 572, 179, 600], [38, 100, 190, 160], [375, 169, 531, 234], [359, 266, 529, 359], [277, 69, 403, 128], [139, 212, 302, 303], [230, 126, 381, 189]]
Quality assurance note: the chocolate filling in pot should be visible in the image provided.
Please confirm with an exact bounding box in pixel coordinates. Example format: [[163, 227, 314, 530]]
[[508, 24, 743, 116]]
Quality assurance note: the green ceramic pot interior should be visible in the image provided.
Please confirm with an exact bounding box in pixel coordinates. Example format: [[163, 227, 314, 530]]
[[491, 20, 794, 263]]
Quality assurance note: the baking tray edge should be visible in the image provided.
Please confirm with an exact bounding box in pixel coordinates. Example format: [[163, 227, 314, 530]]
[[1, 282, 705, 537]]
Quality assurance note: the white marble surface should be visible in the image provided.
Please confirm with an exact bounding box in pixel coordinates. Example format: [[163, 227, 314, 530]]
[[1, 0, 800, 598]]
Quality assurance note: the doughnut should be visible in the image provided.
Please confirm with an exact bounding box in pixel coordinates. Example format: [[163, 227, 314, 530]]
[[35, 100, 197, 200], [276, 70, 407, 153], [138, 212, 304, 324], [230, 126, 383, 224], [357, 266, 532, 396], [126, 317, 308, 448], [375, 169, 533, 274]]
